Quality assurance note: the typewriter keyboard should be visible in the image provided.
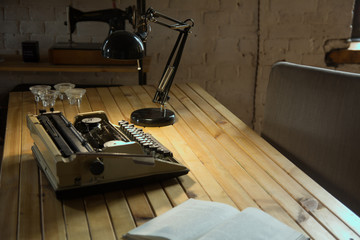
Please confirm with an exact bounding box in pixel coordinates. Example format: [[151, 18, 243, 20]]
[[118, 120, 175, 162]]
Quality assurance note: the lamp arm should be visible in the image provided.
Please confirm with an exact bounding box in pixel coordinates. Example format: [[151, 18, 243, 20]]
[[129, 8, 193, 127], [145, 8, 194, 31], [144, 7, 193, 106], [153, 27, 190, 106]]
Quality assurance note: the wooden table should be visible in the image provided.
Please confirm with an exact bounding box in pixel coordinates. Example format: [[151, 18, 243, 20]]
[[0, 83, 359, 239]]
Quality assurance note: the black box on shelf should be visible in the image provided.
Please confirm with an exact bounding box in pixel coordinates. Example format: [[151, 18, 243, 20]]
[[22, 41, 39, 62]]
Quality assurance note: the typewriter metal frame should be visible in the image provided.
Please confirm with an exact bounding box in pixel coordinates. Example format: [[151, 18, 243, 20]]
[[27, 111, 189, 198]]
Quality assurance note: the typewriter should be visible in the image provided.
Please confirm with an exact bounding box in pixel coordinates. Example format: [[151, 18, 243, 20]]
[[27, 111, 189, 198]]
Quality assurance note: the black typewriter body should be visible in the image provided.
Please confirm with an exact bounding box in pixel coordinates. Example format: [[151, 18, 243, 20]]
[[26, 111, 189, 198]]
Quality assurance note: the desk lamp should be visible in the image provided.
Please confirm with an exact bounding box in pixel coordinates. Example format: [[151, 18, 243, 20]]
[[102, 7, 194, 127], [102, 30, 145, 85]]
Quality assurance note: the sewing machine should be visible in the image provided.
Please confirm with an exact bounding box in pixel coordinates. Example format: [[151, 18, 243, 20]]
[[49, 5, 137, 64], [66, 5, 136, 43]]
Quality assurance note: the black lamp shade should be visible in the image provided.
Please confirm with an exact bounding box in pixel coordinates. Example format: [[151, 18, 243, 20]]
[[102, 30, 145, 59]]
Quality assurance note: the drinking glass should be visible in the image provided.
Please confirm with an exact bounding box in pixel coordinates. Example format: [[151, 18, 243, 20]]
[[54, 83, 75, 100], [65, 88, 86, 108], [39, 89, 59, 108], [29, 85, 51, 103]]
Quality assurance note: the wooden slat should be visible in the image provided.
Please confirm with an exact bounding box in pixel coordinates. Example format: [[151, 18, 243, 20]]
[[142, 86, 255, 210], [104, 191, 136, 237], [153, 134, 212, 204], [63, 199, 91, 240], [0, 92, 23, 239], [126, 86, 224, 203], [113, 85, 207, 222], [109, 87, 210, 204], [84, 194, 116, 240], [118, 86, 187, 212], [124, 187, 155, 226], [173, 85, 310, 222], [153, 125, 231, 204], [119, 86, 144, 111], [172, 83, 340, 239], [177, 174, 211, 201], [187, 82, 360, 237], [84, 88, 107, 112], [143, 183, 173, 216], [60, 98, 92, 240], [182, 82, 359, 239], [95, 87, 125, 123], [18, 91, 42, 240], [130, 85, 224, 205], [78, 93, 93, 114], [126, 85, 227, 206], [108, 87, 136, 122], [177, 85, 319, 236], [63, 101, 81, 122], [40, 173, 67, 240], [129, 85, 189, 207]]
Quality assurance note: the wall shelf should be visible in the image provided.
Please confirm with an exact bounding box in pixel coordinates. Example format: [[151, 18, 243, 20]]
[[325, 49, 360, 66], [0, 55, 150, 85], [0, 55, 150, 73]]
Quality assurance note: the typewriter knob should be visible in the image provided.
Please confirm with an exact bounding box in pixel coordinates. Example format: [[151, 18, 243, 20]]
[[90, 159, 104, 175]]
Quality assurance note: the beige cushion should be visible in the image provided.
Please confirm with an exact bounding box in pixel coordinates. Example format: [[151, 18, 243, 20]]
[[262, 62, 360, 215]]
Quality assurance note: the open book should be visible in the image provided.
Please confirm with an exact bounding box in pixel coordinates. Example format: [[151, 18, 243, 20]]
[[123, 199, 308, 240]]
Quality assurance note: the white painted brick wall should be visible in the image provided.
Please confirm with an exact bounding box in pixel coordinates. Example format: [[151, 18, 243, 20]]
[[0, 0, 358, 131], [0, 20, 18, 34], [29, 7, 56, 21], [20, 21, 44, 34], [4, 7, 29, 20]]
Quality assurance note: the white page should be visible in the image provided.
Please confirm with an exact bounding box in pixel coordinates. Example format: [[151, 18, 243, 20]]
[[198, 208, 307, 240], [123, 199, 240, 240]]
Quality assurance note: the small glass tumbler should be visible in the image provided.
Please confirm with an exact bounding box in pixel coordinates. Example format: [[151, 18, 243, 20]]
[[40, 89, 59, 108], [65, 88, 86, 108], [54, 83, 75, 100], [29, 85, 51, 103]]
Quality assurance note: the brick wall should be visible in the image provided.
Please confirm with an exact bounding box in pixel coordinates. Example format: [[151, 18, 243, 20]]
[[0, 0, 358, 132]]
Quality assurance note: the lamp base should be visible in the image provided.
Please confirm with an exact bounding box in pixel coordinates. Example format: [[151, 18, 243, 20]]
[[130, 108, 175, 127]]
